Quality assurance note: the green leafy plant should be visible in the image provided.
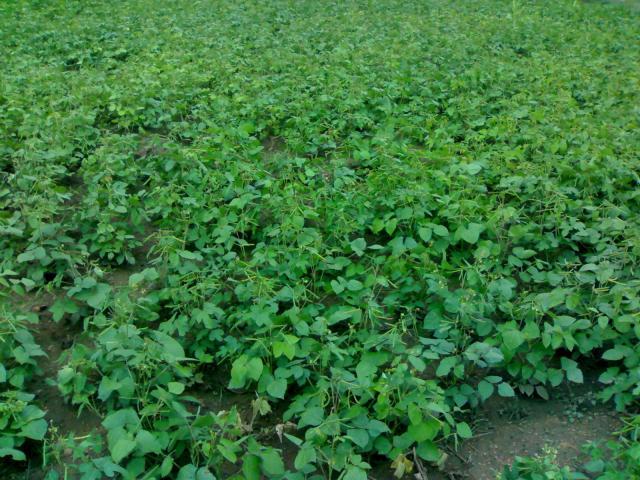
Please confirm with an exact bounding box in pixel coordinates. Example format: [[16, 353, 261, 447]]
[[0, 391, 47, 462], [498, 447, 584, 480], [0, 308, 47, 462], [1, 0, 639, 477]]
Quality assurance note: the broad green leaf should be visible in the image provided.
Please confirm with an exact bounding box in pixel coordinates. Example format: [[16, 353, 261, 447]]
[[273, 341, 295, 359], [242, 455, 261, 480], [523, 321, 540, 339], [502, 330, 525, 351], [110, 437, 136, 463], [19, 419, 47, 440], [299, 407, 324, 427], [217, 438, 239, 462], [566, 367, 584, 383], [294, 446, 317, 469], [407, 418, 439, 443], [416, 440, 440, 461], [86, 283, 111, 309], [103, 408, 140, 429], [408, 355, 426, 371], [49, 298, 78, 322], [385, 218, 398, 235], [168, 382, 185, 395], [328, 307, 358, 325], [229, 355, 262, 389], [129, 268, 159, 287], [536, 289, 567, 312], [261, 449, 284, 476], [129, 272, 145, 287], [17, 250, 35, 263], [154, 332, 186, 360], [159, 456, 173, 477], [344, 466, 368, 480], [350, 238, 366, 256], [436, 356, 457, 377], [478, 380, 494, 401], [356, 358, 378, 381], [560, 358, 584, 383], [456, 223, 485, 244], [135, 430, 162, 454], [196, 468, 216, 480], [418, 227, 432, 243], [266, 378, 287, 399], [177, 465, 197, 480], [602, 348, 624, 361], [331, 279, 344, 294], [433, 225, 449, 237], [0, 448, 26, 461], [498, 382, 515, 397], [247, 357, 264, 381], [347, 428, 369, 448], [178, 250, 201, 260], [456, 422, 472, 439], [548, 369, 564, 387]]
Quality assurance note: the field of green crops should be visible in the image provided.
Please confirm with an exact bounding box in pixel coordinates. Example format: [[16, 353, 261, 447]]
[[1, 0, 640, 479]]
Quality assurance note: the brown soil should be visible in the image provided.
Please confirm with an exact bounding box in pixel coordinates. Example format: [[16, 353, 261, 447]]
[[371, 378, 620, 480], [262, 135, 286, 155], [458, 395, 618, 479], [31, 314, 101, 437], [23, 295, 102, 437], [2, 294, 101, 480]]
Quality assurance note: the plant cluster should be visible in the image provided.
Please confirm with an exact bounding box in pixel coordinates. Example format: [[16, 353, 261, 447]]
[[0, 308, 47, 462], [1, 0, 639, 478]]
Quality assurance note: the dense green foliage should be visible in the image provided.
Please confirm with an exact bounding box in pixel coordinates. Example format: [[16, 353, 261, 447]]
[[1, 0, 639, 478]]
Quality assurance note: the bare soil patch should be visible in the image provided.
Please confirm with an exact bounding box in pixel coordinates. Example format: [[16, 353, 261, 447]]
[[369, 377, 620, 480], [30, 309, 101, 438]]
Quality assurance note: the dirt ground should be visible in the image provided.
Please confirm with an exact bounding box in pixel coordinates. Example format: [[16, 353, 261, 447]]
[[455, 392, 618, 479], [370, 378, 620, 480], [31, 310, 102, 439]]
